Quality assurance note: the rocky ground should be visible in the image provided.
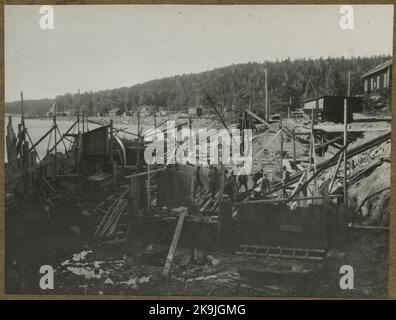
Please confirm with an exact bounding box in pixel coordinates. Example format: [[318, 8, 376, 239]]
[[6, 206, 389, 298]]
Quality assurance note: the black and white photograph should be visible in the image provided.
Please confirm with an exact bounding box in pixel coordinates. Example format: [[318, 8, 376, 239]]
[[4, 4, 394, 298]]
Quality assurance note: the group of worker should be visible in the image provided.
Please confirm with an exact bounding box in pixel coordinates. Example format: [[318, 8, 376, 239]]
[[193, 165, 263, 203], [193, 163, 338, 204], [193, 164, 293, 202]]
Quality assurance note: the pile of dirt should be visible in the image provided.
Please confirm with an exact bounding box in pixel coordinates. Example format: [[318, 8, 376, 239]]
[[347, 136, 390, 226], [348, 162, 390, 225]]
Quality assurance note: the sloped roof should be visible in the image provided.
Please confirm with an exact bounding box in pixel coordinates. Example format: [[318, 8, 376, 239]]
[[109, 108, 120, 113], [361, 59, 392, 78]]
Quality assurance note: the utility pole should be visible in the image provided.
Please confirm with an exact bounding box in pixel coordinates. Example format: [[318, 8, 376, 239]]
[[20, 91, 25, 129], [280, 117, 284, 168], [82, 109, 85, 134], [347, 71, 351, 96], [288, 95, 291, 119], [154, 112, 157, 141], [137, 112, 141, 171], [110, 119, 114, 163], [20, 92, 27, 192], [343, 99, 348, 206], [53, 103, 57, 174], [264, 68, 269, 120], [189, 115, 192, 159], [147, 164, 151, 209], [77, 89, 81, 134], [292, 128, 296, 164]]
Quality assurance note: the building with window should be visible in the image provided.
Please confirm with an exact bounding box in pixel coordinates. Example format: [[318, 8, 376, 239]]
[[108, 108, 123, 117], [361, 59, 392, 94], [303, 96, 362, 123], [361, 59, 392, 109]]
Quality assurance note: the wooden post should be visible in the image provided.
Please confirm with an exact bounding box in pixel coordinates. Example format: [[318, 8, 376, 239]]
[[82, 109, 85, 133], [20, 93, 26, 172], [20, 92, 25, 157], [280, 118, 283, 168], [217, 135, 225, 204], [147, 165, 151, 209], [329, 153, 343, 193], [343, 99, 348, 206], [189, 116, 193, 160], [137, 112, 141, 170], [312, 129, 318, 201], [110, 119, 114, 163], [264, 68, 269, 120], [309, 106, 315, 170], [53, 104, 57, 174], [154, 112, 157, 142], [77, 89, 81, 134], [347, 71, 351, 96], [20, 92, 27, 192], [292, 128, 296, 164], [20, 92, 25, 128], [163, 207, 188, 277], [164, 120, 168, 164]]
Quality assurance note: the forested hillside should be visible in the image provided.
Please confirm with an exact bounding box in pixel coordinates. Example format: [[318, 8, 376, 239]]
[[6, 55, 390, 116]]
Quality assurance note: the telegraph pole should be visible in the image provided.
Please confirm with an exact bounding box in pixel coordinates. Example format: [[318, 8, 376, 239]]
[[343, 99, 348, 206], [20, 91, 25, 129], [77, 89, 81, 134], [347, 71, 351, 96], [264, 68, 269, 120]]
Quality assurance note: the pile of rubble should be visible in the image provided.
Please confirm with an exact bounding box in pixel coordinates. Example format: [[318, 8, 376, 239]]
[[53, 242, 319, 296]]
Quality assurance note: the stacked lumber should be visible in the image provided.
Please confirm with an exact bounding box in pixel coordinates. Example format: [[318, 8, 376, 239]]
[[94, 188, 129, 239]]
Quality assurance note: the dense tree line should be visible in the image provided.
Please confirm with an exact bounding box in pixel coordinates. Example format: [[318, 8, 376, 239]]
[[6, 55, 390, 116]]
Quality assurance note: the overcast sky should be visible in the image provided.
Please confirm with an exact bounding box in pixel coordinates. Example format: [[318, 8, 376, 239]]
[[5, 4, 394, 102]]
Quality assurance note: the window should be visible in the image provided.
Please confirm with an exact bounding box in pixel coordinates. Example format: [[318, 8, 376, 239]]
[[377, 76, 380, 89], [364, 80, 368, 92], [371, 78, 374, 90], [384, 74, 387, 88]]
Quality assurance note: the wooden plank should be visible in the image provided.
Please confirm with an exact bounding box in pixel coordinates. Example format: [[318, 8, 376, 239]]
[[329, 153, 343, 193], [162, 207, 188, 277], [125, 167, 167, 179], [347, 224, 389, 231]]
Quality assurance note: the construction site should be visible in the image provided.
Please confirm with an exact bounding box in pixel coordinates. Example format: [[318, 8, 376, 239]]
[[4, 86, 391, 298]]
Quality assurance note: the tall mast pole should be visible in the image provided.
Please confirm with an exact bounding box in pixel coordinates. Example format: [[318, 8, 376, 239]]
[[137, 111, 141, 171], [343, 99, 348, 206], [54, 103, 57, 173], [264, 68, 269, 120], [347, 71, 351, 96], [77, 89, 81, 134], [20, 91, 25, 129]]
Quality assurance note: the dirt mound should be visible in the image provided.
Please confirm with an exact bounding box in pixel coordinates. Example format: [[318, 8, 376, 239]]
[[347, 136, 390, 226]]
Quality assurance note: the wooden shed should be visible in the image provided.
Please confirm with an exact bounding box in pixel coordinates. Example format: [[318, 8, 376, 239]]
[[303, 96, 362, 123]]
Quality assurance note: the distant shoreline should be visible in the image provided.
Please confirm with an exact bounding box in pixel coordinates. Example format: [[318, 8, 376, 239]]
[[4, 113, 219, 129]]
